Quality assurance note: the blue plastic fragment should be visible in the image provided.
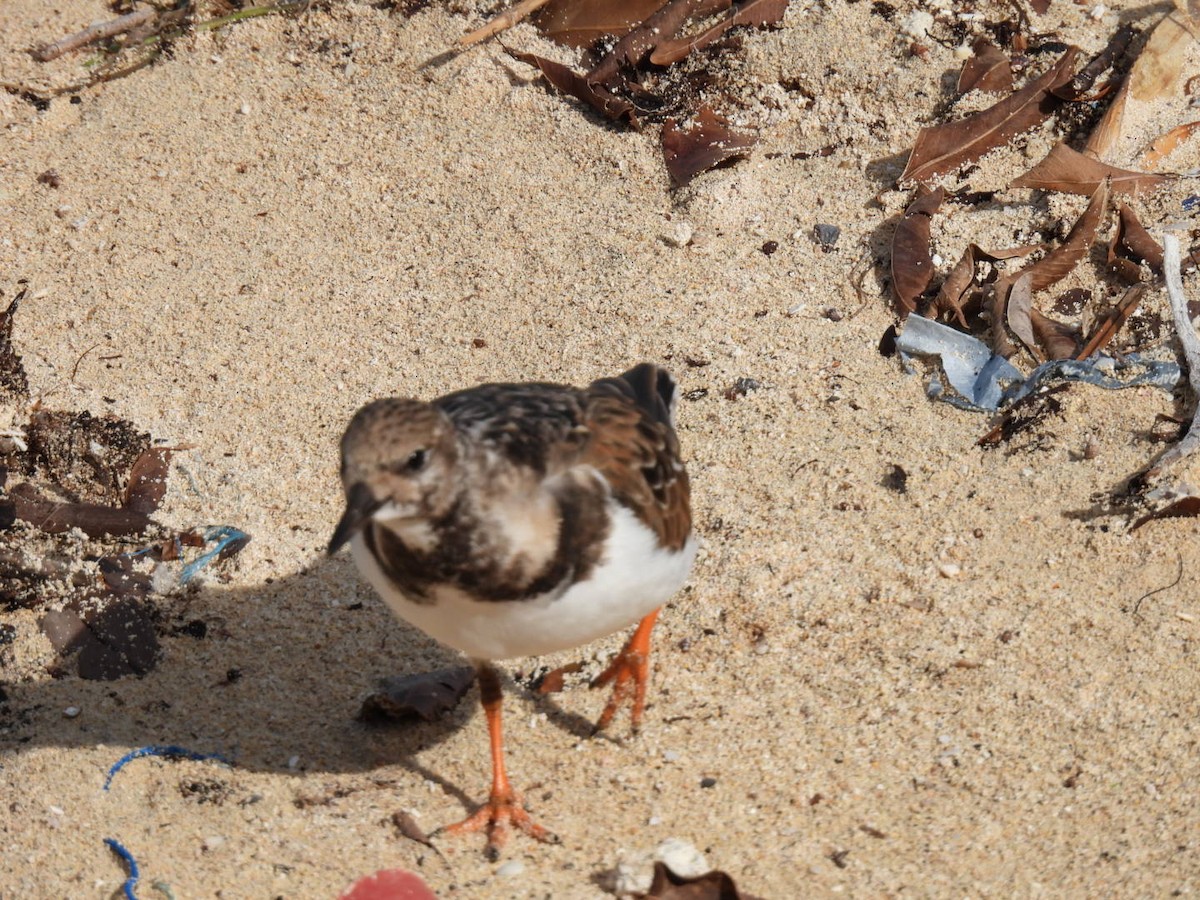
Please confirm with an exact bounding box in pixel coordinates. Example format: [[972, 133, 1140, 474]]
[[179, 526, 250, 585], [104, 745, 231, 791], [897, 314, 1181, 411], [1183, 194, 1200, 213], [104, 837, 140, 900]]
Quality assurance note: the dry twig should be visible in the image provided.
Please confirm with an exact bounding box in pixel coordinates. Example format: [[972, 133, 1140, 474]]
[[459, 0, 554, 47], [1149, 232, 1200, 480], [32, 8, 155, 62]]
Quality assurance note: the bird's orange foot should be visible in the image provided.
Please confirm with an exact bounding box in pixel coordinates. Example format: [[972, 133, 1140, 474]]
[[590, 643, 651, 734], [439, 787, 558, 859]]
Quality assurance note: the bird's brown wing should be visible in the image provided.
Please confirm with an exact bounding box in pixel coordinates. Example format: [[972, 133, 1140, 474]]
[[581, 368, 691, 551]]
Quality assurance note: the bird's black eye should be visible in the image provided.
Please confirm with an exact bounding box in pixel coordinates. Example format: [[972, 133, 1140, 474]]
[[402, 449, 428, 473]]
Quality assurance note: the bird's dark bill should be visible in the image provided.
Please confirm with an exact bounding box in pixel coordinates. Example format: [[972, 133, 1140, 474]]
[[327, 482, 382, 555]]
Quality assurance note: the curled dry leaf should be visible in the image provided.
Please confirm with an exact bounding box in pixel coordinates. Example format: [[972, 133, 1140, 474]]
[[1030, 308, 1081, 359], [125, 447, 182, 516], [1108, 202, 1164, 282], [1011, 179, 1108, 295], [661, 105, 756, 187], [932, 242, 1039, 327], [958, 38, 1013, 94], [890, 187, 944, 317], [901, 48, 1078, 185], [588, 0, 732, 87], [1006, 272, 1040, 359], [508, 49, 638, 124], [1140, 120, 1200, 170], [649, 0, 789, 66], [536, 0, 667, 47], [1012, 143, 1170, 196]]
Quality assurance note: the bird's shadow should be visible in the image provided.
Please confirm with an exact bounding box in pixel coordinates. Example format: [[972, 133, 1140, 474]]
[[1, 552, 613, 810]]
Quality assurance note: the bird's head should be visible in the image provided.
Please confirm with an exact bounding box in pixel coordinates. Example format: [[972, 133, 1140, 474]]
[[327, 398, 459, 555]]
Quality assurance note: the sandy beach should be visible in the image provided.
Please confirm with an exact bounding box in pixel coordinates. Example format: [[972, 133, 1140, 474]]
[[2, 0, 1200, 895]]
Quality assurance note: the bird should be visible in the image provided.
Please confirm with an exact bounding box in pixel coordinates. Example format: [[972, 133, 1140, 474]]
[[327, 363, 696, 856]]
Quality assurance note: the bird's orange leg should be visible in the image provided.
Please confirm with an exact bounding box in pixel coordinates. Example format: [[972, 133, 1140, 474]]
[[591, 607, 660, 733], [440, 663, 557, 858]]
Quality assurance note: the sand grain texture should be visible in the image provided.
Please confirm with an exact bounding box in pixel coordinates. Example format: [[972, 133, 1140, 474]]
[[2, 1, 1200, 896]]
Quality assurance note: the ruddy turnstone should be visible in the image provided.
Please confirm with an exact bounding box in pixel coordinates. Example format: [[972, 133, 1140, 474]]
[[328, 363, 696, 855]]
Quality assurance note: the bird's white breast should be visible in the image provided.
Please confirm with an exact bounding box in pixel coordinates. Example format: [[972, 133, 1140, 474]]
[[349, 502, 697, 660]]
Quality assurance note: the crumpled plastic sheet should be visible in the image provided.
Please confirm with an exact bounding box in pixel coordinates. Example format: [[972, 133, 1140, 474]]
[[897, 314, 1181, 411]]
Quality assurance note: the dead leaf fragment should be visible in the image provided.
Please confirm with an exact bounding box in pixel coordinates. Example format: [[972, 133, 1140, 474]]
[[358, 666, 476, 723], [1108, 202, 1164, 282], [1006, 272, 1039, 359], [901, 48, 1078, 185], [1011, 179, 1108, 294], [537, 0, 673, 47], [124, 447, 178, 515], [958, 38, 1013, 94], [588, 0, 733, 87], [661, 105, 756, 188], [649, 0, 789, 66], [508, 50, 638, 124], [1140, 120, 1200, 169], [1012, 143, 1169, 196], [891, 187, 944, 317], [0, 290, 29, 402], [1029, 309, 1081, 359]]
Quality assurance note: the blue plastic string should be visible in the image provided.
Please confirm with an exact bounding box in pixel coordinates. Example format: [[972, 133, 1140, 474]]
[[104, 837, 140, 900]]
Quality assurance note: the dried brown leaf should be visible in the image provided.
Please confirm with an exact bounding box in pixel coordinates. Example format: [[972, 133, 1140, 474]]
[[932, 242, 1040, 326], [588, 0, 732, 87], [10, 482, 153, 538], [648, 0, 789, 65], [661, 105, 756, 187], [958, 38, 1013, 94], [1029, 308, 1081, 359], [1108, 202, 1164, 282], [890, 186, 943, 317], [1006, 272, 1039, 359], [901, 48, 1078, 185], [508, 50, 638, 124], [0, 290, 29, 401], [358, 666, 475, 723], [536, 0, 666, 47], [124, 447, 177, 516], [643, 862, 760, 899], [1029, 0, 1051, 14], [1012, 143, 1170, 195], [1140, 120, 1200, 169], [1013, 179, 1108, 295]]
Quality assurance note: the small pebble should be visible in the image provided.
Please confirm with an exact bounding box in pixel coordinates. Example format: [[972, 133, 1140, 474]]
[[655, 838, 709, 878], [203, 835, 225, 851], [496, 860, 525, 877], [699, 776, 717, 789], [663, 221, 694, 248], [822, 307, 844, 322], [239, 102, 251, 115], [287, 755, 301, 770], [663, 749, 680, 763], [938, 563, 961, 578], [63, 706, 80, 718]]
